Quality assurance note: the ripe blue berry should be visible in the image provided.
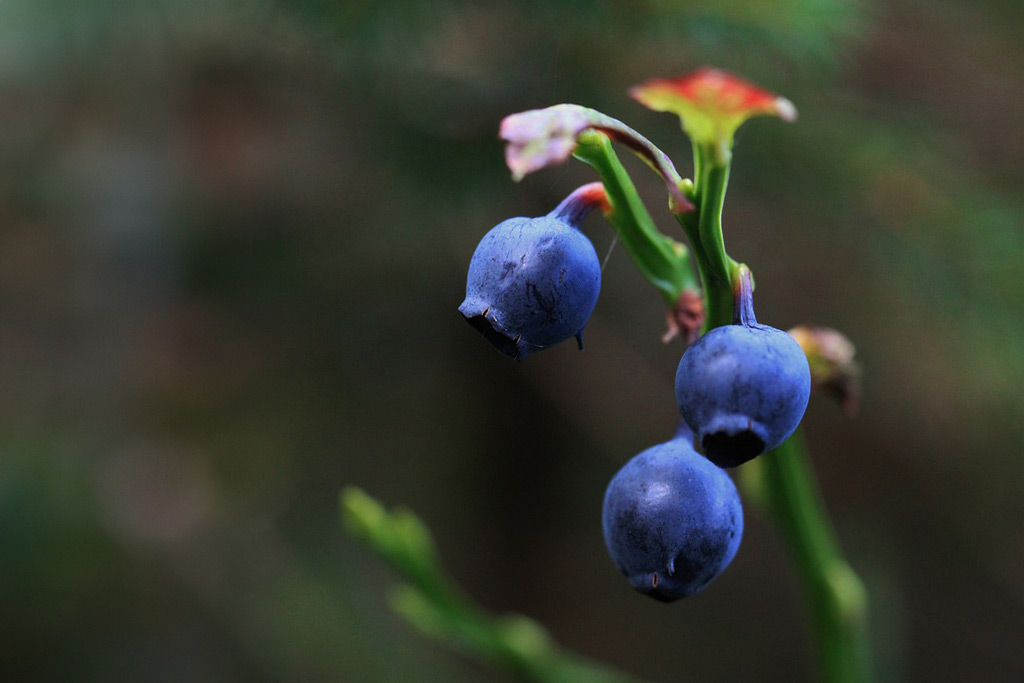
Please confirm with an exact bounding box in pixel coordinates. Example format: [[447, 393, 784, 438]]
[[458, 184, 606, 361], [675, 269, 811, 468], [602, 435, 743, 602]]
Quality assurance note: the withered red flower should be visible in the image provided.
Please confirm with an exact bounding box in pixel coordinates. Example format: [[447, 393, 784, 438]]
[[499, 105, 592, 182], [498, 104, 693, 212], [788, 325, 861, 415]]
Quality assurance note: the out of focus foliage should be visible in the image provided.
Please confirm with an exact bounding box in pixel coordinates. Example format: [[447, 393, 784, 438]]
[[0, 0, 1022, 682]]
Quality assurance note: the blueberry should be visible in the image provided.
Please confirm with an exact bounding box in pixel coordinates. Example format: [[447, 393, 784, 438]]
[[675, 269, 810, 468], [602, 436, 743, 602], [458, 184, 606, 361]]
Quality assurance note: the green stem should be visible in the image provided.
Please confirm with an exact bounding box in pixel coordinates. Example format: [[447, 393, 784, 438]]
[[342, 487, 647, 683], [675, 143, 737, 331], [695, 148, 734, 286], [750, 432, 875, 683], [680, 139, 874, 682], [572, 129, 698, 305]]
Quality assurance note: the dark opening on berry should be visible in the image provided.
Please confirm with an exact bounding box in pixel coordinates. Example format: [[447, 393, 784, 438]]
[[674, 267, 811, 467]]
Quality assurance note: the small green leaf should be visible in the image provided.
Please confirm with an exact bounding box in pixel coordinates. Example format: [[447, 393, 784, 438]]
[[390, 584, 448, 639], [497, 615, 552, 659], [344, 486, 651, 683], [340, 485, 386, 540], [390, 507, 437, 565]]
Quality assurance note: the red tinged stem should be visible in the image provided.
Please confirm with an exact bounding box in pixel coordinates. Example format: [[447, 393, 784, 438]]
[[550, 182, 611, 226]]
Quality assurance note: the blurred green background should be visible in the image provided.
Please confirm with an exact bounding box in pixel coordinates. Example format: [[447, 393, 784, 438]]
[[1, 0, 1022, 681]]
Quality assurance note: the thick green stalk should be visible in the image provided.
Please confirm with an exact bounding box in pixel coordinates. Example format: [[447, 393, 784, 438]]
[[683, 141, 874, 682], [750, 433, 875, 683], [572, 129, 697, 305]]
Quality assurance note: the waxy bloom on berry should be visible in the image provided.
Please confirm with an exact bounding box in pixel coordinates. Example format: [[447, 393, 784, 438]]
[[458, 184, 608, 361]]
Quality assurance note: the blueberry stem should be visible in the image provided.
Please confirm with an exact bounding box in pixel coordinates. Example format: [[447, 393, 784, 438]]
[[572, 129, 698, 305], [580, 112, 695, 214], [550, 181, 610, 226], [694, 143, 736, 286], [674, 142, 738, 333], [733, 265, 757, 326]]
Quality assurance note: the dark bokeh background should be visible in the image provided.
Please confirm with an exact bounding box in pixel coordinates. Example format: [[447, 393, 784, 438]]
[[1, 0, 1022, 681]]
